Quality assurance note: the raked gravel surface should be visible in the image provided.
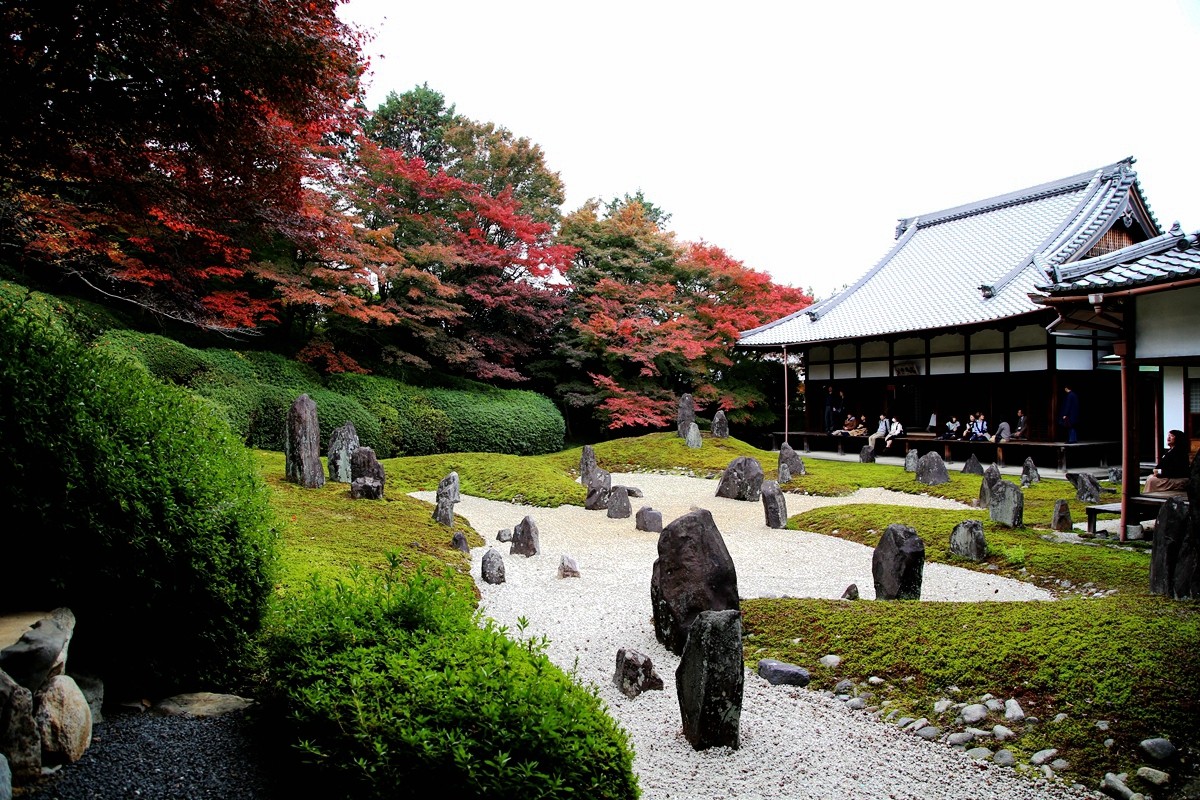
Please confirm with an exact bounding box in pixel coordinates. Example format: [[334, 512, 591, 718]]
[[413, 472, 1102, 800]]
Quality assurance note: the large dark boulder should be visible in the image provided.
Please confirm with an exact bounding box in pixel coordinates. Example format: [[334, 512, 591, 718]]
[[350, 477, 384, 500], [756, 659, 811, 687], [916, 452, 950, 485], [651, 509, 739, 655], [1051, 499, 1073, 532], [636, 506, 663, 533], [715, 456, 764, 501], [904, 449, 919, 473], [284, 394, 324, 488], [979, 464, 1003, 507], [859, 446, 875, 463], [614, 649, 664, 698], [351, 446, 385, 484], [0, 608, 74, 693], [1021, 457, 1040, 487], [481, 548, 505, 585], [432, 471, 460, 526], [761, 480, 787, 529], [326, 421, 359, 483], [961, 454, 984, 475], [1066, 472, 1102, 503], [676, 609, 743, 751], [1150, 497, 1198, 599], [872, 524, 925, 600]]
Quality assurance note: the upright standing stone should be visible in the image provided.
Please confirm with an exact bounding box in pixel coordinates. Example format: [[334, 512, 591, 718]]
[[711, 410, 729, 438], [1021, 457, 1041, 487], [761, 480, 787, 529], [607, 486, 632, 519], [988, 481, 1025, 528], [778, 462, 792, 484], [872, 524, 925, 600], [904, 449, 919, 473], [1150, 497, 1198, 599], [636, 506, 664, 532], [715, 456, 764, 501], [1051, 499, 1073, 532], [450, 531, 469, 553], [284, 394, 324, 488], [677, 393, 696, 438], [0, 671, 39, 781], [432, 471, 461, 526], [860, 446, 875, 463], [35, 675, 92, 765], [510, 515, 540, 557], [685, 422, 703, 449], [651, 509, 739, 655], [961, 454, 984, 475], [949, 519, 987, 562], [481, 548, 505, 585], [779, 442, 805, 478], [916, 452, 950, 485], [585, 467, 612, 510], [578, 444, 598, 488], [326, 422, 359, 483], [676, 609, 744, 751], [979, 464, 1003, 507]]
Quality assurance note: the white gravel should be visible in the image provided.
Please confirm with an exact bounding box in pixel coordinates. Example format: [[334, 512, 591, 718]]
[[413, 473, 1100, 800]]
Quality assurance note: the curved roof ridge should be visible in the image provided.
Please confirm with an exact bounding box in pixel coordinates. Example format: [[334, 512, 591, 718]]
[[1041, 162, 1137, 266], [1053, 224, 1190, 283], [899, 157, 1135, 234]]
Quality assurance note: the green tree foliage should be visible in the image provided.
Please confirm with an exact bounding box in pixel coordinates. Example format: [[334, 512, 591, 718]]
[[0, 292, 277, 697]]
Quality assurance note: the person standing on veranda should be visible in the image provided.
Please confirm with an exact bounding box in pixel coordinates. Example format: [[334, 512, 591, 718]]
[[1061, 386, 1081, 443]]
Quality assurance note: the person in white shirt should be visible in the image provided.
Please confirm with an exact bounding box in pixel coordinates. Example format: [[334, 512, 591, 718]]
[[883, 416, 905, 450]]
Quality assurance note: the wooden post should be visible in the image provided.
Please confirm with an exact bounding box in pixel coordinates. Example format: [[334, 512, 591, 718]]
[[1117, 336, 1139, 542], [782, 345, 789, 447]]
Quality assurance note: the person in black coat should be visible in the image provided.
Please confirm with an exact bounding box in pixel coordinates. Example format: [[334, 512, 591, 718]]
[[1060, 386, 1080, 443], [1145, 430, 1191, 493]]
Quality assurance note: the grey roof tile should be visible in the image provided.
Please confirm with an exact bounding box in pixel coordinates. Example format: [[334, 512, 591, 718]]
[[1039, 228, 1200, 294], [739, 158, 1159, 348]]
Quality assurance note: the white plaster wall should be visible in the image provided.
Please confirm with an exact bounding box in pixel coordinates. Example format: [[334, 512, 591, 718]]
[[1010, 349, 1048, 372], [971, 353, 1005, 373], [834, 363, 857, 380], [807, 364, 830, 381], [1056, 349, 1093, 370], [1137, 287, 1200, 359], [1163, 366, 1186, 435], [930, 355, 964, 375], [860, 360, 889, 378]]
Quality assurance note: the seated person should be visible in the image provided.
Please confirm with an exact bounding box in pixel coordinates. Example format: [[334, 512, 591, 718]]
[[1144, 430, 1191, 493], [991, 420, 1011, 442], [969, 413, 990, 442], [940, 416, 961, 440], [850, 415, 869, 436], [1010, 410, 1029, 440], [867, 414, 889, 450], [832, 413, 858, 435], [883, 416, 905, 450], [960, 414, 976, 440]]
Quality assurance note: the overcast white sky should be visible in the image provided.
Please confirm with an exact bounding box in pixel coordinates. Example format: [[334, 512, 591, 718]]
[[338, 0, 1200, 299]]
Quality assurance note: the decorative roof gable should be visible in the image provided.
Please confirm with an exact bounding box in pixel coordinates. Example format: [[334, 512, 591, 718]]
[[739, 158, 1161, 348]]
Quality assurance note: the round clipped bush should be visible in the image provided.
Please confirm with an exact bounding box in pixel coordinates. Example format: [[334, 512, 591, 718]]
[[426, 386, 565, 455], [263, 562, 639, 799], [0, 293, 278, 697]]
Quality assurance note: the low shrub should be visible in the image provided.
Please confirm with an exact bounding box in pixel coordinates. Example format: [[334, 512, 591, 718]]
[[0, 292, 278, 697], [262, 560, 639, 799], [425, 386, 565, 455]]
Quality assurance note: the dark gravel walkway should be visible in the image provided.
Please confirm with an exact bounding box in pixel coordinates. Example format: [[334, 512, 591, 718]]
[[21, 710, 287, 800]]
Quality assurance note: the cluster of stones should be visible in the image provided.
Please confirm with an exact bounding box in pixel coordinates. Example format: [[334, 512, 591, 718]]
[[284, 397, 385, 499], [0, 609, 97, 791], [674, 394, 731, 449], [751, 650, 1182, 798]]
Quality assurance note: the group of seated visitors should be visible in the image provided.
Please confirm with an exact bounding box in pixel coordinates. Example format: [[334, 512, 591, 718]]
[[831, 413, 868, 437], [938, 409, 1029, 443]]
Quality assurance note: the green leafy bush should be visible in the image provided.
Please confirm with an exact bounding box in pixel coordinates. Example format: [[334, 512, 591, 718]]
[[0, 292, 278, 697], [425, 386, 565, 455], [262, 561, 639, 800], [327, 374, 451, 456]]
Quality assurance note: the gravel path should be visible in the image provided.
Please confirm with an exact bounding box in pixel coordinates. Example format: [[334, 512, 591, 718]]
[[413, 473, 1101, 800]]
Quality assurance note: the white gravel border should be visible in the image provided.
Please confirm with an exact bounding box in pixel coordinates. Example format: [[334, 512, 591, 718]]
[[412, 473, 1100, 800]]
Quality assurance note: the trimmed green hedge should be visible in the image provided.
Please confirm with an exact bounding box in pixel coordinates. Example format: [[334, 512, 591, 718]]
[[100, 333, 565, 458], [0, 292, 278, 697], [261, 561, 639, 799]]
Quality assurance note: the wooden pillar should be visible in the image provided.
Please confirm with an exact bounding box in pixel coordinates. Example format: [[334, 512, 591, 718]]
[[782, 345, 789, 445], [1117, 335, 1139, 542]]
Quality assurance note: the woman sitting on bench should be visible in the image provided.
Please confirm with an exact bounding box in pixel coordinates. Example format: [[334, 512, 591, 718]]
[[1145, 430, 1191, 493]]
